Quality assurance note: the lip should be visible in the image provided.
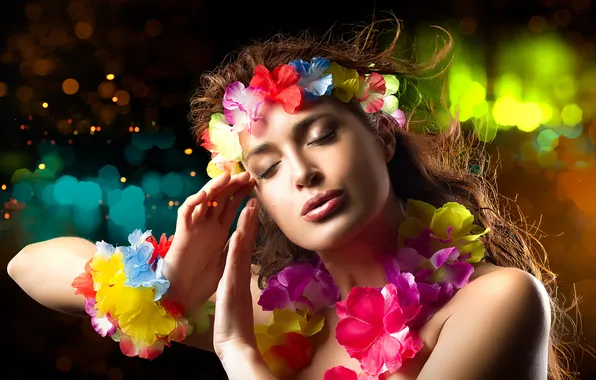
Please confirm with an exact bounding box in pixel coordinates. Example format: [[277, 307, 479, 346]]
[[301, 189, 344, 221]]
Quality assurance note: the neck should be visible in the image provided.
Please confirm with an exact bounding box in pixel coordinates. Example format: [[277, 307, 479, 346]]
[[318, 193, 404, 299]]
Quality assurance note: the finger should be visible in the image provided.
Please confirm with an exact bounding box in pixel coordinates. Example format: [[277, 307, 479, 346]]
[[177, 190, 207, 227], [190, 172, 234, 220], [242, 198, 259, 254], [219, 209, 254, 296], [194, 172, 249, 221], [203, 172, 251, 221], [218, 178, 256, 226], [218, 198, 252, 263]]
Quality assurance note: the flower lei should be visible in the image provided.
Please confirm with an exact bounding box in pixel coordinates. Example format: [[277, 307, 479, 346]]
[[200, 57, 407, 178], [71, 230, 209, 359], [72, 199, 487, 377], [254, 200, 488, 379]]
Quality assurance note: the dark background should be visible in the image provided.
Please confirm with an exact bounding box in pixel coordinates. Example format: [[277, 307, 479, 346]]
[[1, 0, 596, 378]]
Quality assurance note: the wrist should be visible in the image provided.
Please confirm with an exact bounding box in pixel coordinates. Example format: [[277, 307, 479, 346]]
[[220, 345, 275, 380], [162, 259, 210, 312]]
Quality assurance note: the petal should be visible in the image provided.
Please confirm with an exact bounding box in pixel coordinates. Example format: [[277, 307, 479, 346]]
[[323, 366, 359, 380], [360, 93, 385, 113], [382, 256, 401, 285], [383, 75, 400, 96], [405, 200, 436, 225], [168, 319, 192, 342], [359, 338, 389, 376], [381, 94, 399, 114], [258, 286, 293, 311], [272, 64, 300, 88], [275, 85, 303, 113], [263, 332, 312, 377], [428, 247, 460, 269], [305, 74, 333, 98], [288, 58, 310, 77], [267, 309, 305, 336], [378, 335, 404, 373], [383, 307, 407, 335], [72, 270, 96, 299], [345, 287, 385, 323], [390, 108, 406, 127], [224, 107, 249, 130], [309, 57, 331, 76], [302, 271, 339, 313], [442, 261, 475, 289], [430, 202, 475, 240], [249, 65, 276, 95], [119, 335, 140, 357], [222, 81, 246, 110], [302, 314, 325, 337], [335, 317, 380, 350], [417, 282, 440, 303], [336, 299, 349, 319], [139, 339, 165, 360], [367, 73, 386, 96], [278, 263, 315, 300], [208, 114, 242, 162], [395, 247, 427, 273]]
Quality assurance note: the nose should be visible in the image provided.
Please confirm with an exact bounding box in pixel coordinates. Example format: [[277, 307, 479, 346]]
[[291, 154, 323, 190]]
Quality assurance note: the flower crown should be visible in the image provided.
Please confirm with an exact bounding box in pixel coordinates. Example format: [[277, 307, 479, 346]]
[[200, 57, 406, 178]]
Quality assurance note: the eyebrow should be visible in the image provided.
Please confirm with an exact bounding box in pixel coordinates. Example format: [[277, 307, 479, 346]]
[[243, 112, 334, 163]]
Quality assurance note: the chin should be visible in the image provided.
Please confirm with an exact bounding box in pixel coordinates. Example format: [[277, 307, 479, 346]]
[[299, 206, 370, 251]]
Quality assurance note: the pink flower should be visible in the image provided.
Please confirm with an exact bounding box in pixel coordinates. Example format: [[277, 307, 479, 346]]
[[354, 72, 386, 113], [222, 81, 266, 133], [397, 245, 474, 290], [323, 366, 379, 380], [335, 284, 424, 377], [84, 298, 117, 337], [390, 108, 406, 127], [258, 262, 339, 314]]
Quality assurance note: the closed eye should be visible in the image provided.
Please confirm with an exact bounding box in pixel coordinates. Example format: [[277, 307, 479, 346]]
[[256, 126, 338, 180]]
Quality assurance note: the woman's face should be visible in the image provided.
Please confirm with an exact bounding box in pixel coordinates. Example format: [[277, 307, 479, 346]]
[[239, 98, 395, 252]]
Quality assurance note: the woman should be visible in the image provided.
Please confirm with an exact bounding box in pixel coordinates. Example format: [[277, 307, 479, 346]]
[[8, 21, 573, 379]]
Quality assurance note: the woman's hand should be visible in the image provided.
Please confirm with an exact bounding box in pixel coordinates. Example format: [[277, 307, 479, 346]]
[[213, 197, 259, 358], [213, 198, 276, 379], [162, 171, 256, 313]]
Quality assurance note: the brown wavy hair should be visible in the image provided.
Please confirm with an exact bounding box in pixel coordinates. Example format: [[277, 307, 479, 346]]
[[189, 19, 577, 380]]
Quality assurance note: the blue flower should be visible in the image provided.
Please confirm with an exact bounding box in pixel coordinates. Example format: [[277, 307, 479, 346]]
[[289, 57, 333, 100], [120, 229, 170, 301]]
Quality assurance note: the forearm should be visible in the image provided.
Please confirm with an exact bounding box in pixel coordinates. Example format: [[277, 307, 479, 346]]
[[8, 237, 95, 315], [220, 346, 276, 380]]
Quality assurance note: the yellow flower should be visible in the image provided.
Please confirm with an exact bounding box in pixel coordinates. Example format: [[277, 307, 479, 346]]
[[327, 62, 360, 102], [206, 156, 243, 179], [208, 113, 242, 162], [399, 200, 488, 263], [90, 249, 176, 346], [254, 309, 324, 357], [118, 297, 176, 346]]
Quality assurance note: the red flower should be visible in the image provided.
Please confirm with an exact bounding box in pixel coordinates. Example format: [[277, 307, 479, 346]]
[[323, 366, 378, 380], [262, 332, 312, 377], [249, 64, 304, 113], [200, 129, 216, 151], [161, 298, 185, 318], [72, 259, 96, 299], [147, 233, 174, 264]]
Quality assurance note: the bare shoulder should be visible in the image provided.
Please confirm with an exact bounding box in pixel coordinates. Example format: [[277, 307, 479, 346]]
[[466, 262, 550, 309], [417, 263, 551, 379]]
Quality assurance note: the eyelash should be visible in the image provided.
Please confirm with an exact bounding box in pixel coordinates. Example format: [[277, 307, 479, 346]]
[[255, 129, 337, 180]]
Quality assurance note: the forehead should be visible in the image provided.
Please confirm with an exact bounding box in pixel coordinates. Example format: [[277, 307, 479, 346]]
[[237, 99, 341, 150]]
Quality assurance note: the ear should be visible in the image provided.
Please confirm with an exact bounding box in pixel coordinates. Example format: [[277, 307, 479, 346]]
[[375, 118, 397, 163]]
